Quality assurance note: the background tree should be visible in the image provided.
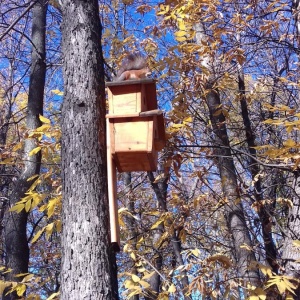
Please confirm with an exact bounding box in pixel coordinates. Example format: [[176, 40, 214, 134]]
[[2, 1, 47, 299]]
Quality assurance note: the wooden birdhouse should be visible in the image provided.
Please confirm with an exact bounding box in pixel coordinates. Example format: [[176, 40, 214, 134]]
[[106, 79, 165, 172], [105, 79, 166, 251]]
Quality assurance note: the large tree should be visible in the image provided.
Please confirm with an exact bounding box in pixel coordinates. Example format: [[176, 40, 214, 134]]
[[59, 0, 118, 299]]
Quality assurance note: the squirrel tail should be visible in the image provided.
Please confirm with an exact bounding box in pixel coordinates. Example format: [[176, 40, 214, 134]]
[[116, 53, 147, 79]]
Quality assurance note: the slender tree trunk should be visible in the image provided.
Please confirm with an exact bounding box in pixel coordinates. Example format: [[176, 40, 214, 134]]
[[193, 22, 260, 286], [123, 172, 139, 300], [3, 1, 47, 299], [59, 1, 118, 299], [147, 170, 189, 299], [205, 86, 261, 285], [238, 70, 278, 273]]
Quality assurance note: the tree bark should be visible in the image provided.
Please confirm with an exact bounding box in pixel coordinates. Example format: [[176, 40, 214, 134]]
[[60, 1, 118, 299], [3, 1, 47, 299], [282, 172, 300, 298]]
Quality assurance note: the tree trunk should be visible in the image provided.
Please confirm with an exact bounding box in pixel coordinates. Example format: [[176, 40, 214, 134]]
[[147, 170, 189, 299], [3, 1, 47, 299], [238, 71, 278, 273], [205, 86, 261, 285], [193, 21, 260, 286], [123, 172, 139, 300], [59, 1, 118, 299]]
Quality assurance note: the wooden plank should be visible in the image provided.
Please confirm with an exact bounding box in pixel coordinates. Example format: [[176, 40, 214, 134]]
[[106, 118, 120, 251], [106, 109, 162, 119], [106, 78, 156, 87], [154, 114, 166, 151]]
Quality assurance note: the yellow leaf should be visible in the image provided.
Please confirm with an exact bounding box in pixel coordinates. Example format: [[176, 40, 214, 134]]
[[191, 248, 200, 257], [51, 89, 63, 96], [36, 124, 51, 132], [176, 36, 187, 42], [27, 174, 39, 182], [47, 197, 60, 218], [150, 218, 164, 230], [29, 147, 41, 156], [16, 283, 26, 296], [172, 124, 184, 129], [286, 293, 295, 300], [56, 220, 62, 232], [31, 228, 44, 244], [132, 274, 140, 283], [175, 30, 187, 37], [168, 283, 176, 293], [0, 158, 14, 165], [124, 279, 135, 289], [292, 240, 300, 247], [130, 251, 136, 261], [46, 292, 60, 300], [178, 21, 186, 31], [127, 288, 141, 298], [142, 271, 155, 280], [248, 287, 266, 300], [153, 173, 166, 183], [183, 116, 193, 123], [139, 280, 150, 288], [284, 139, 296, 147], [0, 280, 12, 295], [136, 236, 144, 250], [25, 199, 31, 212], [39, 114, 51, 124], [12, 142, 23, 151], [45, 223, 54, 240], [10, 204, 25, 213], [21, 274, 34, 283]]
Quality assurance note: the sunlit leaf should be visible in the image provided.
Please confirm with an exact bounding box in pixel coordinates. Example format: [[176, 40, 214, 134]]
[[39, 114, 51, 124], [29, 147, 41, 156], [168, 284, 176, 293], [131, 274, 140, 283]]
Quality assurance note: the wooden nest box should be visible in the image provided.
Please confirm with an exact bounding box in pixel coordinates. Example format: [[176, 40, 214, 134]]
[[106, 79, 165, 172], [105, 79, 166, 250]]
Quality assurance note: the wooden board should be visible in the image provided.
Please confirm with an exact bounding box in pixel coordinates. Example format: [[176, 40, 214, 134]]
[[106, 118, 120, 251], [112, 151, 158, 172]]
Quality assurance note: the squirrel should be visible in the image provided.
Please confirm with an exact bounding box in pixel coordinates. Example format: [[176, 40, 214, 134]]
[[114, 53, 151, 82]]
